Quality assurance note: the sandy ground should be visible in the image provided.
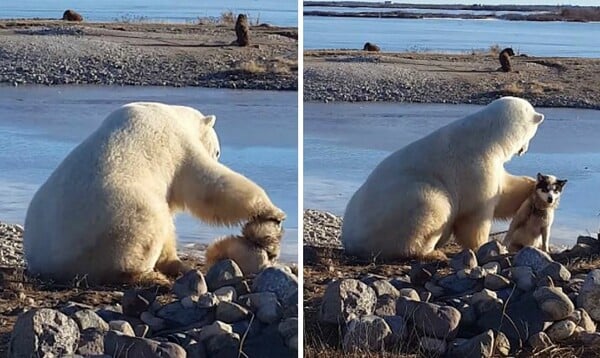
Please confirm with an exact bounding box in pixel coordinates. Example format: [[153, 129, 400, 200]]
[[304, 50, 600, 109], [0, 20, 297, 90]]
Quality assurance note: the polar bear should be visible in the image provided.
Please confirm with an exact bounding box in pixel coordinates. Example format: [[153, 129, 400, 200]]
[[24, 102, 285, 284], [341, 97, 544, 260]]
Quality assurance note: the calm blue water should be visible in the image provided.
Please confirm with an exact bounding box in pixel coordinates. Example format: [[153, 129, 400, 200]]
[[0, 0, 297, 27], [306, 6, 547, 15], [304, 16, 600, 57], [0, 86, 298, 262], [304, 103, 600, 248]]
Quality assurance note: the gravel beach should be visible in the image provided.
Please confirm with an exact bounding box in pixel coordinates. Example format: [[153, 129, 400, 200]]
[[0, 20, 297, 90], [304, 50, 600, 109]]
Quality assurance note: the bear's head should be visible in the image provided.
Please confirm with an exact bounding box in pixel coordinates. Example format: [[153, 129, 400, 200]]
[[200, 115, 221, 160], [488, 96, 544, 159]]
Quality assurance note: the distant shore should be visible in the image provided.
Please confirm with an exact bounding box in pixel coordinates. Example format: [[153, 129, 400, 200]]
[[304, 2, 600, 22], [304, 50, 600, 109], [0, 20, 298, 90]]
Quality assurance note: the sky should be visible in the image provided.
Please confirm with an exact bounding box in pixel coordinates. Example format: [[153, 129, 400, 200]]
[[326, 0, 599, 5]]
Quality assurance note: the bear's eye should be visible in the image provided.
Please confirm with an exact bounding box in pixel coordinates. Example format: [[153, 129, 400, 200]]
[[216, 150, 220, 158]]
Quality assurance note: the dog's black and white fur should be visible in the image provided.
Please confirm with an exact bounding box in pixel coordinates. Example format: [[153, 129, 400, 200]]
[[503, 173, 567, 252]]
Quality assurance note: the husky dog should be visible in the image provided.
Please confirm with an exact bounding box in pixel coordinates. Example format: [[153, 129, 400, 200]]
[[503, 173, 567, 252]]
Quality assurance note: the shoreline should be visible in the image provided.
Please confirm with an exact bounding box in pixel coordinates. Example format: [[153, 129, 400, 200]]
[[0, 20, 298, 91], [304, 50, 600, 109], [304, 2, 600, 22]]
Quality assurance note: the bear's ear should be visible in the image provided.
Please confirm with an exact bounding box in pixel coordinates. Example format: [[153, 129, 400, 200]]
[[533, 112, 544, 124], [202, 115, 216, 128]]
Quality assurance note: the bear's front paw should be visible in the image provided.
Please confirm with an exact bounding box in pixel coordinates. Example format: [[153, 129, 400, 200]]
[[255, 206, 286, 224]]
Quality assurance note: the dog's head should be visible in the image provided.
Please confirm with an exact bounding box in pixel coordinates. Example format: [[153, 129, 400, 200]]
[[536, 173, 567, 205]]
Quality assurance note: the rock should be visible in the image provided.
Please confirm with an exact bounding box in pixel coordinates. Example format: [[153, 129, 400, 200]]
[[382, 316, 407, 345], [482, 262, 500, 275], [396, 298, 461, 339], [109, 320, 135, 337], [576, 235, 599, 247], [371, 280, 400, 298], [239, 292, 283, 324], [458, 303, 477, 326], [577, 269, 600, 321], [134, 324, 150, 338], [513, 247, 553, 273], [478, 292, 550, 350], [232, 319, 262, 339], [214, 286, 236, 302], [140, 311, 166, 332], [156, 302, 211, 327], [579, 332, 600, 347], [319, 279, 376, 324], [471, 289, 501, 314], [546, 319, 576, 341], [570, 243, 594, 256], [450, 249, 478, 271], [374, 295, 397, 316], [181, 296, 197, 309], [447, 329, 494, 358], [215, 301, 250, 323], [242, 323, 292, 357], [567, 309, 596, 333], [456, 268, 470, 279], [72, 309, 109, 332], [419, 337, 447, 355], [196, 321, 233, 342], [173, 269, 208, 299], [278, 317, 297, 341], [399, 288, 420, 301], [122, 288, 156, 317], [77, 329, 105, 356], [197, 293, 219, 308], [528, 331, 553, 350], [533, 286, 574, 321], [343, 315, 391, 352], [205, 259, 244, 291], [484, 273, 511, 290], [424, 281, 445, 297], [252, 266, 298, 307], [420, 291, 433, 302], [409, 265, 433, 286], [104, 331, 186, 357], [477, 240, 507, 264], [205, 332, 240, 357], [539, 262, 571, 283], [389, 275, 412, 290], [437, 274, 478, 294], [495, 331, 511, 356], [509, 266, 536, 291], [9, 308, 80, 357], [469, 266, 486, 279]]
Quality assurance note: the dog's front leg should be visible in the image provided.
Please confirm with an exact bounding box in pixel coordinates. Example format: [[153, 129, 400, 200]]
[[541, 226, 551, 252]]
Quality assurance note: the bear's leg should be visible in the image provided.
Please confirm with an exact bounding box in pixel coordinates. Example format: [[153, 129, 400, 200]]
[[179, 156, 286, 226], [155, 232, 191, 278], [453, 212, 494, 251], [495, 174, 535, 220]]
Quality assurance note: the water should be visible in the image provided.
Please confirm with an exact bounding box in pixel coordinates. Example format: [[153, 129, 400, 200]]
[[0, 0, 297, 27], [304, 102, 600, 248], [306, 6, 547, 16], [304, 16, 600, 57], [0, 86, 298, 262]]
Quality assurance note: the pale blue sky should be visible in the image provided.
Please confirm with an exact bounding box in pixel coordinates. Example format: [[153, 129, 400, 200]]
[[327, 0, 598, 5]]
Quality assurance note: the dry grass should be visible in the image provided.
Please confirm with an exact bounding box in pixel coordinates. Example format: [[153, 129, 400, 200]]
[[500, 80, 564, 96], [238, 60, 266, 74]]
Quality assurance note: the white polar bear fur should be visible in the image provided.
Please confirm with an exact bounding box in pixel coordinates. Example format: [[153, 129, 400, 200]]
[[341, 97, 544, 260], [24, 102, 285, 284]]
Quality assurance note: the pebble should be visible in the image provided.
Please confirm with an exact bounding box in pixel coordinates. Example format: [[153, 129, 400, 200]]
[[319, 279, 377, 324]]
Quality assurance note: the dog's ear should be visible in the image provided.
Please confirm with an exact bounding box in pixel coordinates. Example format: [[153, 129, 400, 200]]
[[537, 173, 545, 182], [556, 179, 568, 189]]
